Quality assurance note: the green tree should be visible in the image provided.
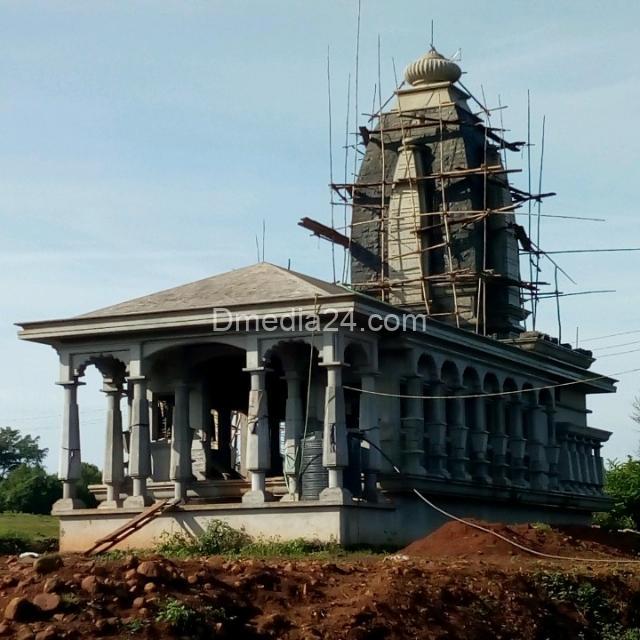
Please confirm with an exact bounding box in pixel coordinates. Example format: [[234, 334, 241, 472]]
[[0, 464, 62, 514], [0, 427, 47, 479], [77, 462, 102, 508], [597, 457, 640, 530]]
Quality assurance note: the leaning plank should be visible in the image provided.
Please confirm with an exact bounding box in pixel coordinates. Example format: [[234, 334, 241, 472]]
[[83, 498, 181, 556]]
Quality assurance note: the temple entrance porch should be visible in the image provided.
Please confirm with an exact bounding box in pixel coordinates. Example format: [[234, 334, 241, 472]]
[[52, 330, 381, 519]]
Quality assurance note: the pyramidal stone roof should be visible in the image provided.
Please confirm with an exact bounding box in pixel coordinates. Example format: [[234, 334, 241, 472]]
[[78, 263, 350, 319]]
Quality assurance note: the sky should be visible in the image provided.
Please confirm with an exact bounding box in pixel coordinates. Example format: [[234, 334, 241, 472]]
[[0, 0, 639, 471]]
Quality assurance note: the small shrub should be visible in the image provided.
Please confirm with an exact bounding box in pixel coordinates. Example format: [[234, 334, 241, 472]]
[[203, 606, 229, 622], [0, 533, 31, 554], [123, 618, 147, 634], [156, 520, 251, 557], [96, 549, 130, 563], [156, 520, 348, 559], [599, 457, 640, 530], [0, 532, 57, 555], [155, 598, 200, 631], [241, 537, 340, 558], [155, 598, 230, 637], [535, 571, 640, 638], [594, 510, 635, 531], [603, 626, 640, 640]]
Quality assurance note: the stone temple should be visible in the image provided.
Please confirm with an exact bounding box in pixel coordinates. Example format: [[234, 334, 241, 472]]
[[17, 47, 615, 551]]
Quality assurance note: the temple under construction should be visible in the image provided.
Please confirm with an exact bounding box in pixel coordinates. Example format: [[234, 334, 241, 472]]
[[17, 45, 615, 551]]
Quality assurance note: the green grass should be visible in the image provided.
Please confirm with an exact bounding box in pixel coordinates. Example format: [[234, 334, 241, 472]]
[[155, 519, 391, 559], [0, 513, 59, 553], [0, 513, 59, 539]]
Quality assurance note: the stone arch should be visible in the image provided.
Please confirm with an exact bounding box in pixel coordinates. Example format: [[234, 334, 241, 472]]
[[62, 353, 131, 510], [483, 373, 500, 394], [262, 337, 317, 367], [344, 341, 370, 373], [75, 354, 128, 384], [538, 387, 554, 409], [343, 338, 375, 372], [140, 341, 250, 482], [143, 334, 247, 360], [263, 339, 314, 373], [441, 360, 461, 389], [521, 382, 538, 406], [503, 377, 518, 394], [416, 353, 438, 382]]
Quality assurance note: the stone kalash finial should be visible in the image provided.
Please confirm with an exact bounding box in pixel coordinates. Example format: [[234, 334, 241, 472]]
[[404, 47, 462, 87]]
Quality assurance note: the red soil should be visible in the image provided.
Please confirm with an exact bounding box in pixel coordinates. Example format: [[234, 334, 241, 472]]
[[401, 520, 640, 561], [2, 524, 640, 639]]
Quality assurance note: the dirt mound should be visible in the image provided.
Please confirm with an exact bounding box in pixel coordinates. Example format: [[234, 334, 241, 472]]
[[402, 520, 640, 560], [2, 549, 640, 638]]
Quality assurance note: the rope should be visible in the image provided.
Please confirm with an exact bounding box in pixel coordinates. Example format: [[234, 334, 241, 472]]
[[344, 366, 640, 401], [352, 433, 640, 564]]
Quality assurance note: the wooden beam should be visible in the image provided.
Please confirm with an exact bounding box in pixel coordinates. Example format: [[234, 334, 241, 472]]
[[298, 217, 350, 248]]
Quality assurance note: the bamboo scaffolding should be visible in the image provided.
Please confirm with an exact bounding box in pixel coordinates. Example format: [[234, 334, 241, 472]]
[[436, 93, 462, 328], [377, 35, 387, 302], [331, 164, 521, 190], [327, 65, 582, 337]]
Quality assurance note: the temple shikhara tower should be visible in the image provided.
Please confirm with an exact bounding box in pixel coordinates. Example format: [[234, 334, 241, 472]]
[[347, 48, 524, 336], [18, 45, 616, 552]]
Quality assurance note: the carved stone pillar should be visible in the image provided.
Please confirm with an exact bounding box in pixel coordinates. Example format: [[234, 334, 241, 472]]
[[448, 391, 470, 481], [124, 376, 153, 508], [578, 439, 594, 495], [170, 383, 192, 501], [242, 368, 272, 503], [425, 382, 449, 479], [593, 442, 604, 492], [360, 373, 382, 501], [320, 361, 351, 502], [527, 404, 549, 491], [281, 371, 304, 501], [100, 382, 125, 509], [508, 398, 527, 487], [489, 397, 510, 486], [568, 436, 582, 492], [402, 376, 427, 476], [53, 379, 85, 511], [544, 407, 560, 490], [192, 382, 215, 478], [469, 394, 491, 483], [588, 440, 601, 495]]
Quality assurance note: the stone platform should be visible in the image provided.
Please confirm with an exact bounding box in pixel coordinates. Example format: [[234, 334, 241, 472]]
[[56, 492, 597, 553]]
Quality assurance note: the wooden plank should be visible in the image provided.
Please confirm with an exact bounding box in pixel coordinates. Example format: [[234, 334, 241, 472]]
[[84, 498, 181, 556], [298, 217, 350, 248], [91, 500, 169, 546]]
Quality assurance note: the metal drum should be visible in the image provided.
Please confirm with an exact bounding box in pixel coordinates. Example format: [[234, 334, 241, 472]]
[[299, 433, 328, 500]]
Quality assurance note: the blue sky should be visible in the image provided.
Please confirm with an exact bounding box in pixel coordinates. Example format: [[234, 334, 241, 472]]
[[0, 0, 639, 470]]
